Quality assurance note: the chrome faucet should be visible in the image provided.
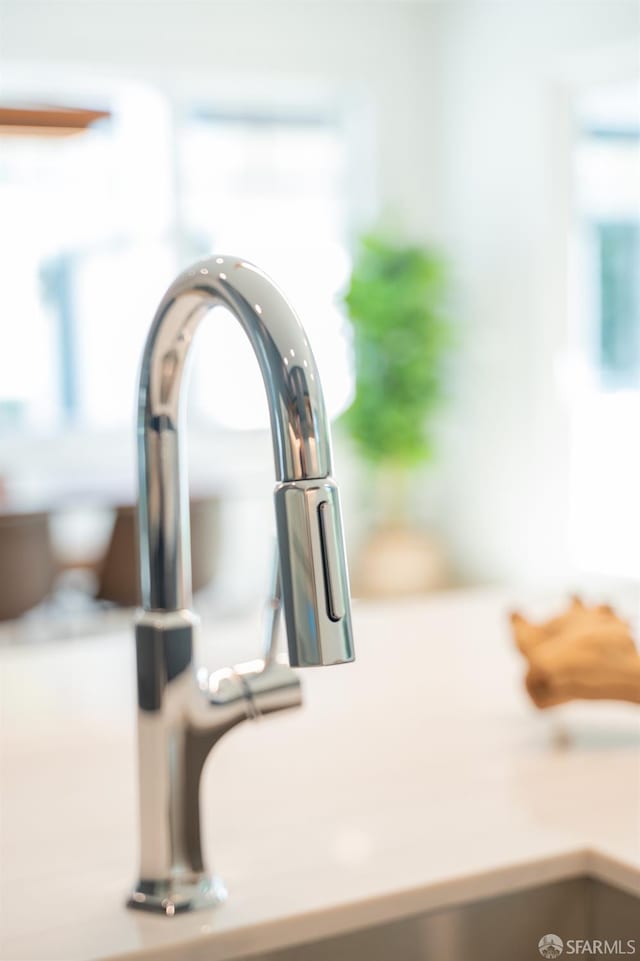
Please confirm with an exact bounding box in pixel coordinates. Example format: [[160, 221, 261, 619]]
[[127, 256, 355, 915]]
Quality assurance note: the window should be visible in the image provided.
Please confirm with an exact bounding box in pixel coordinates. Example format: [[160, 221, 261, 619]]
[[177, 105, 353, 429], [0, 78, 353, 435], [596, 220, 639, 390], [568, 81, 640, 579], [0, 80, 175, 431]]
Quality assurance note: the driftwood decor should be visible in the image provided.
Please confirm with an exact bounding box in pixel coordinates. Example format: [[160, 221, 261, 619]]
[[510, 597, 640, 709]]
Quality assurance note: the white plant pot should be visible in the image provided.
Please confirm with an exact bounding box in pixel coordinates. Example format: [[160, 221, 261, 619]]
[[353, 523, 449, 598]]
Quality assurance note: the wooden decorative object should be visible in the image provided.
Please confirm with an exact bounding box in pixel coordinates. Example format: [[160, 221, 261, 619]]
[[510, 597, 640, 709]]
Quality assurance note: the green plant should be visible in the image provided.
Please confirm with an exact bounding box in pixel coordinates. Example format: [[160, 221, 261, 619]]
[[342, 233, 450, 468]]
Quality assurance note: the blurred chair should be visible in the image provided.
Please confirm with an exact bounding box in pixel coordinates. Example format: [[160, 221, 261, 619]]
[[0, 511, 57, 621], [96, 496, 221, 607]]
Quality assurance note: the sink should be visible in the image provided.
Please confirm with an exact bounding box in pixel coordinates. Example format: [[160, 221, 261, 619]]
[[236, 879, 639, 961]]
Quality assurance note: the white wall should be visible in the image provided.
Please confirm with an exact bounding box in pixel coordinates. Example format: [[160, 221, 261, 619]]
[[1, 0, 639, 589], [427, 1, 639, 585]]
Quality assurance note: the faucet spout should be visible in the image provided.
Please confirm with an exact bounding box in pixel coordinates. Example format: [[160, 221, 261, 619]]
[[129, 256, 355, 915], [138, 256, 353, 667]]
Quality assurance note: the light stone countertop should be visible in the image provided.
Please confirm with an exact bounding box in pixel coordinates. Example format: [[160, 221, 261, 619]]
[[1, 589, 639, 961]]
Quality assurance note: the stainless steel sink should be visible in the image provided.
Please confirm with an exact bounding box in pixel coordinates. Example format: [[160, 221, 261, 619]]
[[239, 878, 639, 961]]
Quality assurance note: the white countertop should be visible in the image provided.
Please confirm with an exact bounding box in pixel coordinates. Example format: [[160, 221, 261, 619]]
[[1, 589, 639, 961]]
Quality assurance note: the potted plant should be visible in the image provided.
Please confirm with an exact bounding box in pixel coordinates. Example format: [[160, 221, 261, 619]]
[[342, 232, 452, 597]]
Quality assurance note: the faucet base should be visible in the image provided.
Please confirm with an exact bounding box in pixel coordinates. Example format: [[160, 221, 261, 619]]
[[127, 874, 227, 916]]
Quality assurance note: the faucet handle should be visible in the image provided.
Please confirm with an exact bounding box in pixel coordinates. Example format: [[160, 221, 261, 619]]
[[274, 478, 355, 668]]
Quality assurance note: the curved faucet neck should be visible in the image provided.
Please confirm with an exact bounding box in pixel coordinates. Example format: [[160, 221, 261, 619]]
[[137, 256, 333, 612]]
